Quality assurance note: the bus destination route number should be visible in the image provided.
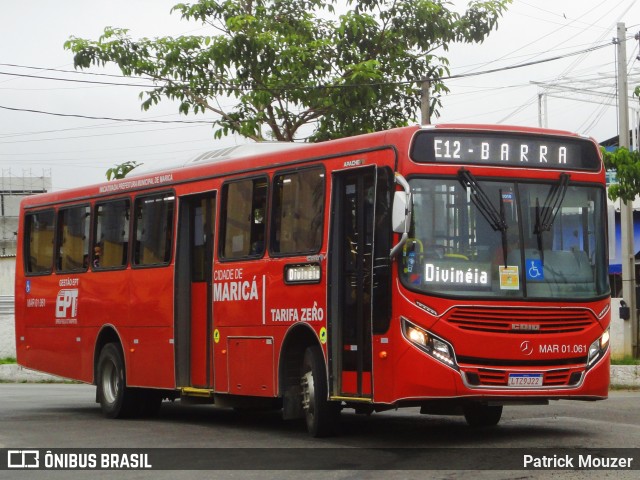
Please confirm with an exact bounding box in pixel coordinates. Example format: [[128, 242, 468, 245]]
[[410, 131, 600, 171]]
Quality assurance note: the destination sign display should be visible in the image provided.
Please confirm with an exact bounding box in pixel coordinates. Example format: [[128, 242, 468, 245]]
[[410, 130, 601, 171]]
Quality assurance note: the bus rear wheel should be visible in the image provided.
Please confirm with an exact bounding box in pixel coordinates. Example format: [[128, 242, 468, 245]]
[[97, 343, 136, 418], [301, 345, 339, 437], [463, 403, 503, 427]]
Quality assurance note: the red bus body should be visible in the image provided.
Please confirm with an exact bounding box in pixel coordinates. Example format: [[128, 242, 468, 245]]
[[15, 125, 610, 434]]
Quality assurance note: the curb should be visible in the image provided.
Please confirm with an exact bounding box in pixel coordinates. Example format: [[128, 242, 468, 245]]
[[1, 364, 639, 387], [0, 364, 66, 382], [610, 364, 640, 388]]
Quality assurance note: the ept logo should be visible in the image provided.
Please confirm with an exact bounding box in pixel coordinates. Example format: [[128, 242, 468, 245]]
[[56, 289, 78, 319]]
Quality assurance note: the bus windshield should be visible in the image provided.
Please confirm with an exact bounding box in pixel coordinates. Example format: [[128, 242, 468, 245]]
[[399, 176, 609, 299]]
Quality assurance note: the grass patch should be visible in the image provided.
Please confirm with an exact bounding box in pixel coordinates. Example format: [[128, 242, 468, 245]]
[[0, 357, 16, 365], [611, 356, 640, 365], [609, 384, 640, 391]]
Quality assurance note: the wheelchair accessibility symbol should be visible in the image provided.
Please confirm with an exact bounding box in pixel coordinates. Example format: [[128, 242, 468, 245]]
[[526, 259, 544, 281]]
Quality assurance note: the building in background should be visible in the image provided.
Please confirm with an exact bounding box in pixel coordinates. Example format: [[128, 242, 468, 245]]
[[1, 171, 51, 258], [0, 171, 51, 358]]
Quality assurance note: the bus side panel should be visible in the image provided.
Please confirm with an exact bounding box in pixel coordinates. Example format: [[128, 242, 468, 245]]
[[82, 270, 130, 382], [213, 260, 274, 395], [18, 326, 97, 383], [227, 336, 275, 396], [121, 326, 176, 389], [15, 268, 93, 382], [14, 210, 27, 368], [126, 267, 175, 389]]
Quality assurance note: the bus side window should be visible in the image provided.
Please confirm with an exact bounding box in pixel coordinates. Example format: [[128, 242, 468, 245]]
[[133, 193, 175, 266], [94, 199, 130, 269], [220, 177, 268, 259], [25, 210, 55, 274], [271, 166, 324, 255], [56, 205, 90, 272]]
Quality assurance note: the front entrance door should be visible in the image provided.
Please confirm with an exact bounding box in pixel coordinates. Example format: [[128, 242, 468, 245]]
[[329, 167, 377, 398]]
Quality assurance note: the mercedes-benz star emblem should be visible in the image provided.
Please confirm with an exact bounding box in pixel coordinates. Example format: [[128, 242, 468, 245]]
[[520, 340, 533, 356]]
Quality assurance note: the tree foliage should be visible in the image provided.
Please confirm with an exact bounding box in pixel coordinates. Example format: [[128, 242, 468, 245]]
[[106, 160, 141, 180], [603, 147, 640, 202], [65, 0, 511, 142]]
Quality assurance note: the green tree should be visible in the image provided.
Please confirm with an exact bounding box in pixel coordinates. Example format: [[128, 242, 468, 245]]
[[606, 86, 640, 202], [603, 147, 640, 202], [106, 160, 141, 180], [65, 0, 511, 142]]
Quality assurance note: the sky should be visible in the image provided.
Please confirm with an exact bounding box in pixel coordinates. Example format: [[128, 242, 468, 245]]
[[1, 0, 640, 191]]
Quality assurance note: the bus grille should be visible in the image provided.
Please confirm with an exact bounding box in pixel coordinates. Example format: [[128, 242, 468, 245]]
[[464, 368, 581, 387], [446, 307, 594, 334]]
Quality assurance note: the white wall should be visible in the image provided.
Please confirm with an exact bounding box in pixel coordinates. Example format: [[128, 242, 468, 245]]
[[0, 257, 15, 358], [0, 257, 15, 296], [0, 309, 15, 358]]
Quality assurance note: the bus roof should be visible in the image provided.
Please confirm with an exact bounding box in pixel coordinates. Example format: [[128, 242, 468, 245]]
[[133, 141, 308, 176]]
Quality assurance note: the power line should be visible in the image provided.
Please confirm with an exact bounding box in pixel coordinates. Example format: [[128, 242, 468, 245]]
[[457, 0, 617, 76], [0, 70, 156, 88], [0, 39, 617, 133], [446, 41, 613, 81], [0, 62, 156, 81], [0, 104, 213, 124], [0, 135, 215, 156], [0, 124, 209, 145], [0, 40, 616, 93]]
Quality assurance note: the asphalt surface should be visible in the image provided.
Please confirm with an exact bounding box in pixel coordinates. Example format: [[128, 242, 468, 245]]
[[0, 384, 639, 479]]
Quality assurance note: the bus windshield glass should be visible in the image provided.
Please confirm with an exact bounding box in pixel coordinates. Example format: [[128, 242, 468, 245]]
[[399, 177, 609, 299]]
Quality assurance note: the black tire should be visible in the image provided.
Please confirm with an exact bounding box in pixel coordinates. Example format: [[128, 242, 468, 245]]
[[301, 345, 340, 437], [463, 403, 503, 427], [96, 343, 137, 418]]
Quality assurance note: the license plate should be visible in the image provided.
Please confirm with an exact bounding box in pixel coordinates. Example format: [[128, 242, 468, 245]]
[[508, 373, 543, 387]]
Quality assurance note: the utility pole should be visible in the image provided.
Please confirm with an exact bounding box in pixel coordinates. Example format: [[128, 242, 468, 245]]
[[537, 93, 548, 128], [616, 22, 638, 358], [421, 79, 431, 125]]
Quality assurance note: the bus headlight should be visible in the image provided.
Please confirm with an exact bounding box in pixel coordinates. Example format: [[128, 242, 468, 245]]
[[587, 328, 610, 368], [401, 318, 459, 370], [406, 325, 427, 346]]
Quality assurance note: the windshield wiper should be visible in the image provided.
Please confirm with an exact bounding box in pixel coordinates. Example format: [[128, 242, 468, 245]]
[[458, 168, 509, 266], [534, 173, 570, 264]]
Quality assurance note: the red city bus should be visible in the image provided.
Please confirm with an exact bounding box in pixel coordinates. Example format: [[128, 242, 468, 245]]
[[15, 125, 610, 436]]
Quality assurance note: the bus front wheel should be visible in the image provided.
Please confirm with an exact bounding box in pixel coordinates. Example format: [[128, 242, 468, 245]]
[[301, 345, 340, 437], [463, 403, 503, 427], [97, 343, 136, 418]]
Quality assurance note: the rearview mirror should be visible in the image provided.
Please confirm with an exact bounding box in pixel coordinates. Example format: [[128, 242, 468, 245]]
[[392, 190, 410, 233], [389, 173, 412, 259]]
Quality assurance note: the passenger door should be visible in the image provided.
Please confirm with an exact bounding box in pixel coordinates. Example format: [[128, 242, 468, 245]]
[[175, 192, 216, 388], [329, 165, 393, 400]]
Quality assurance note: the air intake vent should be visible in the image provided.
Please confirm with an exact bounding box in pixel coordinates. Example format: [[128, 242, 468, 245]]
[[465, 367, 578, 387], [447, 307, 593, 334]]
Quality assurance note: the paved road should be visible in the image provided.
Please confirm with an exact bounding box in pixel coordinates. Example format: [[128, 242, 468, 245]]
[[0, 384, 638, 479]]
